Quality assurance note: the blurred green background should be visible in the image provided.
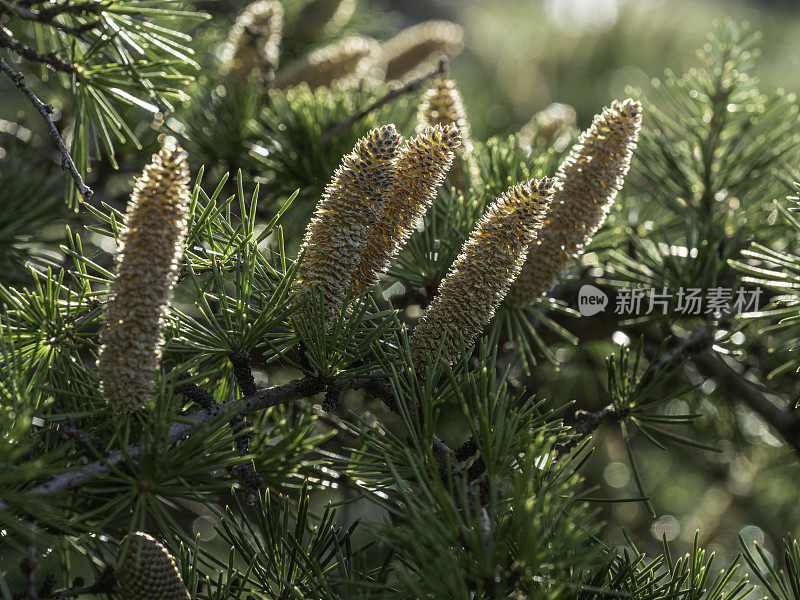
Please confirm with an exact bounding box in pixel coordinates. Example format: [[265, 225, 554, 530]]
[[429, 0, 800, 138]]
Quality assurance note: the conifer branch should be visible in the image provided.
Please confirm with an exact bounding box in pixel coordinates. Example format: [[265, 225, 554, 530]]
[[554, 405, 621, 459], [536, 306, 800, 458], [229, 352, 264, 503], [320, 57, 448, 145], [0, 374, 394, 512], [691, 350, 800, 457], [0, 56, 92, 200], [0, 29, 76, 73], [7, 0, 108, 22]]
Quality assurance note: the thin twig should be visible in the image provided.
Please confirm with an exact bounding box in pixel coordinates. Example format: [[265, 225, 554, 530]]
[[553, 404, 620, 461], [0, 29, 75, 73], [320, 57, 448, 145], [0, 374, 389, 511], [9, 0, 107, 22], [0, 56, 92, 200]]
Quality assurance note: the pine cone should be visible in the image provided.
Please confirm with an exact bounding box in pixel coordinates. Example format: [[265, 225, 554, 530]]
[[293, 124, 402, 324], [97, 143, 191, 414], [506, 99, 642, 307], [409, 178, 554, 367], [116, 532, 190, 600], [353, 123, 461, 291], [381, 20, 464, 82]]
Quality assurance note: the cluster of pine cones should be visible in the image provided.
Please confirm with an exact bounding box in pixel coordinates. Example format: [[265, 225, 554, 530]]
[[99, 4, 642, 592], [220, 0, 465, 90]]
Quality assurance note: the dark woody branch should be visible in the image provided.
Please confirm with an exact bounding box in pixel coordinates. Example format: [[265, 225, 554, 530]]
[[321, 57, 448, 145], [0, 56, 92, 200], [0, 29, 76, 73], [0, 362, 462, 515], [228, 352, 264, 503], [530, 276, 800, 458], [0, 374, 385, 512], [691, 349, 800, 457]]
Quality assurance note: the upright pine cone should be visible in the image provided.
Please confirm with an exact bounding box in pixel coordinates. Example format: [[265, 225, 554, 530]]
[[289, 0, 355, 42], [97, 144, 191, 414], [409, 179, 554, 367], [381, 20, 464, 81], [353, 124, 461, 291], [505, 99, 642, 307], [221, 0, 283, 84], [116, 532, 190, 600], [293, 125, 402, 323], [417, 78, 477, 191], [275, 36, 380, 89]]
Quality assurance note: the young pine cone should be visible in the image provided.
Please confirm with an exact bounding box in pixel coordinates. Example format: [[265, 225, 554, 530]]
[[290, 0, 356, 42], [97, 144, 191, 414], [409, 178, 554, 367], [381, 20, 464, 82], [221, 0, 283, 84], [353, 123, 461, 291], [417, 78, 477, 191], [275, 36, 380, 90], [116, 532, 190, 600], [293, 124, 402, 324], [505, 99, 642, 307]]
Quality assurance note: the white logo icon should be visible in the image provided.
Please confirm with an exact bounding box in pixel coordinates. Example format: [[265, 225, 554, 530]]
[[578, 284, 608, 316]]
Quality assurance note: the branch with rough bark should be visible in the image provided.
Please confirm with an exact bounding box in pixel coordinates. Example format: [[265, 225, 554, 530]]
[[0, 56, 92, 200], [0, 29, 75, 73], [0, 372, 393, 513]]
